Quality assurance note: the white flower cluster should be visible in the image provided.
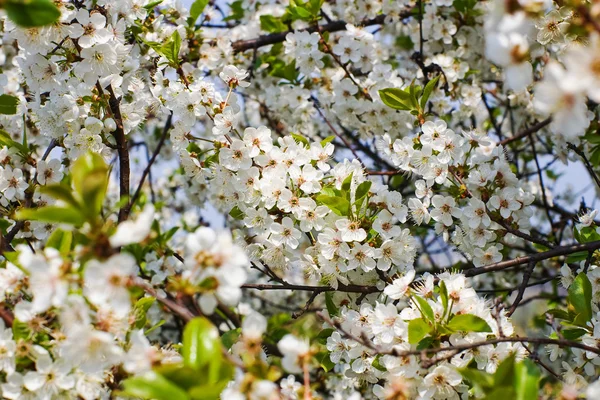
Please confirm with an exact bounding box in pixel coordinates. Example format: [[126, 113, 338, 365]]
[[378, 119, 535, 267], [200, 131, 417, 287], [328, 272, 519, 399]]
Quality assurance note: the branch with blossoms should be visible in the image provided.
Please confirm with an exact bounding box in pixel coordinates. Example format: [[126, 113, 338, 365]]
[[2, 0, 600, 399]]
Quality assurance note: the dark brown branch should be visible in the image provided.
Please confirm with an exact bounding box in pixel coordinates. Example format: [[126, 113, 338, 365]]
[[464, 240, 600, 277], [318, 312, 600, 364], [567, 142, 600, 191], [507, 260, 537, 316], [95, 82, 130, 221], [491, 214, 555, 249], [529, 134, 554, 233], [498, 118, 551, 146], [241, 282, 380, 294], [231, 14, 409, 53], [126, 113, 173, 215], [134, 278, 195, 322], [106, 85, 131, 222]]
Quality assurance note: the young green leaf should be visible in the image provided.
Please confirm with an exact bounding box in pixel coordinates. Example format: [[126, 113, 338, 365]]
[[39, 184, 81, 209], [325, 292, 339, 316], [4, 0, 61, 28], [408, 318, 431, 344], [71, 152, 109, 219], [567, 272, 593, 326], [188, 0, 209, 26], [420, 75, 440, 109], [514, 359, 540, 400], [291, 132, 310, 148], [45, 229, 72, 256], [17, 206, 85, 227], [144, 0, 164, 10], [320, 135, 335, 146], [315, 351, 336, 372], [439, 281, 448, 314], [0, 94, 19, 115], [378, 88, 412, 110], [121, 371, 190, 400], [316, 194, 350, 216], [229, 206, 245, 220], [355, 181, 372, 203], [182, 317, 222, 371], [260, 15, 286, 33], [0, 130, 28, 155], [412, 295, 434, 323], [221, 328, 241, 349], [446, 314, 492, 333], [341, 172, 353, 193]]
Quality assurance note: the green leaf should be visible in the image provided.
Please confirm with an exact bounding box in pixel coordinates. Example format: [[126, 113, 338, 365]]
[[460, 367, 494, 393], [494, 354, 516, 387], [315, 351, 335, 372], [354, 181, 372, 203], [420, 75, 440, 109], [133, 297, 156, 329], [144, 0, 164, 10], [291, 132, 310, 148], [315, 194, 350, 216], [412, 295, 434, 323], [0, 94, 19, 115], [341, 172, 353, 193], [163, 30, 182, 67], [289, 3, 312, 20], [154, 364, 203, 391], [566, 251, 589, 263], [486, 387, 517, 400], [39, 184, 81, 209], [121, 371, 190, 400], [182, 317, 222, 374], [221, 328, 241, 349], [146, 31, 182, 67], [145, 319, 166, 335], [315, 328, 334, 343], [545, 308, 570, 321], [270, 59, 298, 82], [567, 272, 593, 325], [416, 336, 435, 350], [320, 136, 335, 146], [188, 381, 231, 400], [0, 130, 28, 155], [561, 328, 587, 340], [187, 362, 234, 399], [260, 15, 286, 33], [439, 281, 449, 314], [4, 0, 61, 28], [71, 152, 109, 219], [575, 226, 600, 243], [447, 314, 492, 333], [188, 0, 209, 25], [371, 354, 387, 372], [378, 88, 413, 110], [224, 0, 244, 21], [229, 206, 244, 220], [408, 318, 431, 344], [45, 229, 72, 256], [514, 359, 540, 400], [16, 206, 85, 227], [325, 292, 339, 316], [12, 319, 30, 340]]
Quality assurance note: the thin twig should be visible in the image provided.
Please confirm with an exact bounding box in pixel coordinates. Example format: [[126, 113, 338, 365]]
[[126, 113, 173, 215]]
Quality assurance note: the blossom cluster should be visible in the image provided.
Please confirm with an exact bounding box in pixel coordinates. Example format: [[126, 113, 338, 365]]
[[0, 0, 599, 399]]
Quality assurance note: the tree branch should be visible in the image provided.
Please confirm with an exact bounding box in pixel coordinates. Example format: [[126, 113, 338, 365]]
[[126, 113, 173, 215], [230, 14, 407, 53]]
